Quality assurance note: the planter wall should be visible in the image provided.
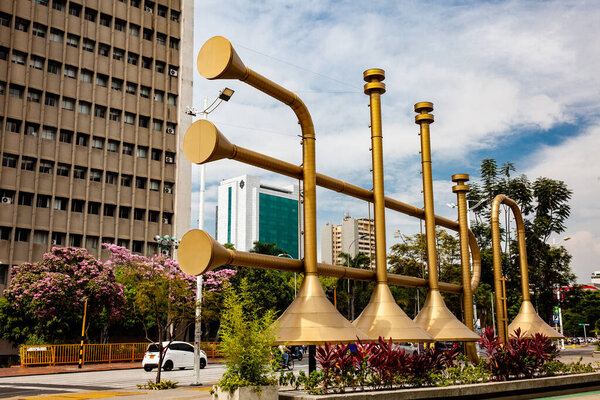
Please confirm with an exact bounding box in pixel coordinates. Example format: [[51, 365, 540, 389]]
[[213, 386, 278, 400]]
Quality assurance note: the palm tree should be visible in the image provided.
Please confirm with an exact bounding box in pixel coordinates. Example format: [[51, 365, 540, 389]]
[[338, 252, 371, 320]]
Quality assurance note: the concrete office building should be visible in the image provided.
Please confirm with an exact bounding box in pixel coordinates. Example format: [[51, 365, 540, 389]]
[[0, 0, 193, 290], [321, 214, 374, 266], [216, 175, 299, 258]]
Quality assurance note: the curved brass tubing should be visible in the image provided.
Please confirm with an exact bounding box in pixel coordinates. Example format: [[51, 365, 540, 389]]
[[183, 119, 481, 293], [491, 195, 563, 343], [179, 229, 463, 294]]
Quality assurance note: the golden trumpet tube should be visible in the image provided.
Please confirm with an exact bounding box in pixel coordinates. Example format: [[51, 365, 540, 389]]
[[240, 68, 319, 276], [366, 71, 389, 284], [198, 139, 482, 292], [215, 247, 463, 293], [417, 107, 439, 291], [491, 194, 530, 342]]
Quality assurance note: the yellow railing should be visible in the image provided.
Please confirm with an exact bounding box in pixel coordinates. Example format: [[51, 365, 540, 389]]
[[20, 342, 223, 367]]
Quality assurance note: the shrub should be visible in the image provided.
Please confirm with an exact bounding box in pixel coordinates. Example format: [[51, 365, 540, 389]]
[[136, 379, 178, 390]]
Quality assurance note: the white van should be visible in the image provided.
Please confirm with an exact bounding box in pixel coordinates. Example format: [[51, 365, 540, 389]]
[[142, 341, 207, 372]]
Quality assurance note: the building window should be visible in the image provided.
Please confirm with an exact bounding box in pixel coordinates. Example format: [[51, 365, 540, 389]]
[[27, 89, 42, 103], [166, 123, 176, 134], [21, 157, 36, 171], [144, 1, 154, 12], [96, 74, 108, 87], [0, 47, 7, 61], [134, 208, 145, 220], [140, 86, 150, 98], [111, 78, 123, 91], [11, 51, 26, 65], [103, 204, 115, 217], [127, 52, 138, 65], [164, 182, 174, 194], [142, 28, 153, 41], [122, 143, 133, 155], [162, 213, 172, 224], [94, 105, 106, 118], [114, 19, 125, 31], [169, 38, 180, 50], [42, 126, 56, 140], [62, 97, 75, 111], [130, 0, 140, 7], [117, 239, 129, 248], [107, 140, 119, 152], [156, 33, 166, 45], [45, 93, 58, 107], [78, 101, 91, 115], [98, 43, 110, 57], [99, 13, 111, 27], [109, 109, 121, 121], [129, 23, 140, 36], [153, 90, 164, 102], [105, 171, 117, 184], [25, 123, 39, 136], [18, 192, 34, 206], [136, 146, 148, 158], [15, 228, 30, 242], [152, 120, 163, 131], [149, 179, 160, 191], [132, 241, 144, 253], [0, 81, 5, 95], [88, 202, 100, 214], [84, 8, 97, 22], [76, 133, 89, 146], [124, 113, 135, 125], [135, 177, 146, 189], [155, 61, 165, 73], [73, 166, 86, 180], [49, 28, 63, 43], [138, 116, 149, 128], [51, 232, 66, 246], [170, 10, 180, 22], [33, 230, 49, 245], [39, 160, 53, 174], [37, 195, 51, 208], [59, 130, 73, 143], [148, 210, 159, 222], [56, 163, 70, 176], [82, 39, 95, 52], [113, 48, 124, 61], [68, 2, 81, 17], [71, 199, 84, 212], [47, 61, 60, 74], [102, 236, 114, 244], [54, 197, 68, 210], [6, 119, 21, 133], [0, 227, 12, 242], [32, 23, 47, 38], [157, 5, 167, 17], [167, 93, 177, 105], [0, 189, 15, 202], [126, 82, 137, 95], [69, 234, 82, 247], [2, 154, 19, 168], [90, 169, 102, 182], [64, 65, 77, 79], [121, 175, 132, 187], [66, 34, 79, 48], [141, 57, 152, 69], [86, 236, 99, 249], [151, 149, 161, 161], [29, 55, 44, 70], [52, 0, 66, 11], [9, 85, 24, 99], [15, 18, 29, 32], [92, 137, 104, 149], [0, 12, 10, 27], [80, 69, 93, 82], [119, 206, 131, 219]]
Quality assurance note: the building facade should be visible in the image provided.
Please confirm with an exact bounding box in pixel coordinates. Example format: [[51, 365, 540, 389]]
[[0, 0, 193, 289], [216, 175, 299, 258], [321, 213, 374, 266]]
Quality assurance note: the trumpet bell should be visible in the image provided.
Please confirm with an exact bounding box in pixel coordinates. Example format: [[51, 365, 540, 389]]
[[508, 300, 564, 339], [414, 290, 480, 341], [178, 229, 232, 276], [275, 274, 369, 345], [353, 283, 433, 342], [183, 120, 235, 165], [197, 36, 248, 80]]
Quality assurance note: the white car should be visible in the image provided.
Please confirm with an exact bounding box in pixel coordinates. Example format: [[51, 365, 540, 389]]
[[142, 341, 207, 372], [395, 342, 419, 356]]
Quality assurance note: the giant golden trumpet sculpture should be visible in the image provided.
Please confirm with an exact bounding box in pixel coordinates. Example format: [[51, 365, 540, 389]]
[[491, 195, 563, 343]]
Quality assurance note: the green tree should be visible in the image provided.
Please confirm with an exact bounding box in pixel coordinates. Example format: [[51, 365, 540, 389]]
[[338, 252, 372, 320], [562, 288, 600, 337]]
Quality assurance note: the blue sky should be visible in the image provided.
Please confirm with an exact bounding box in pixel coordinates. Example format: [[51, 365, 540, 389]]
[[190, 0, 600, 284]]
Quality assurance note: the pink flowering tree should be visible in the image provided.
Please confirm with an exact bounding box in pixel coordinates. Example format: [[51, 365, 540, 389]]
[[0, 247, 125, 346]]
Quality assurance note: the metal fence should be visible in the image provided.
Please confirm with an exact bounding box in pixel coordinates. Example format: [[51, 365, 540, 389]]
[[20, 342, 222, 367]]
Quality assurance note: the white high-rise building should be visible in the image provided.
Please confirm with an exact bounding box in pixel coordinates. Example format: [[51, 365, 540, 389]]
[[216, 175, 299, 257], [591, 271, 600, 289], [321, 213, 374, 266]]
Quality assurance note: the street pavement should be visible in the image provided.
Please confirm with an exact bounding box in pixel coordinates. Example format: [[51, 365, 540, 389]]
[[0, 348, 597, 399]]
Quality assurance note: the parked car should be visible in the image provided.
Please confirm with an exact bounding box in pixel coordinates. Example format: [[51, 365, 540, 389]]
[[395, 343, 419, 356], [142, 341, 207, 372]]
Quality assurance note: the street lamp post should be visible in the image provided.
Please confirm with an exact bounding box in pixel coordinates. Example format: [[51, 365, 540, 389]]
[[277, 253, 296, 297], [186, 88, 234, 387], [579, 323, 590, 344]]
